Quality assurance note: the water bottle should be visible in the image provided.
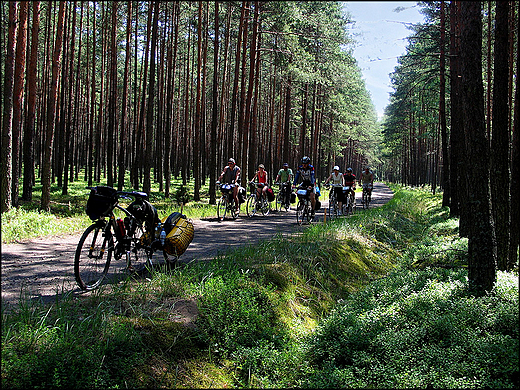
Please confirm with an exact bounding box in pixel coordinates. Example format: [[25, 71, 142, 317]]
[[160, 228, 166, 246]]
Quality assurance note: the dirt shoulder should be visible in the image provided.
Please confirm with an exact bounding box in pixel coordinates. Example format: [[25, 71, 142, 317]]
[[1, 183, 393, 309]]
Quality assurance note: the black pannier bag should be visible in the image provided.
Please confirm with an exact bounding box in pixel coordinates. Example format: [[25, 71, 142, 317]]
[[127, 198, 160, 233], [86, 186, 118, 221], [290, 192, 297, 204]]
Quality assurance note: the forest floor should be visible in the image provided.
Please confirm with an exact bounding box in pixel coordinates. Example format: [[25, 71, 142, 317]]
[[1, 183, 393, 312]]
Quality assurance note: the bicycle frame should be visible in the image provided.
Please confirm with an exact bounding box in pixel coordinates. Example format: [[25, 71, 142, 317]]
[[246, 182, 270, 217]]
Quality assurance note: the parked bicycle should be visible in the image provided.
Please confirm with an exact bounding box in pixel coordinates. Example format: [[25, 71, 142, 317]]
[[324, 183, 342, 220], [75, 186, 193, 291], [274, 181, 292, 212], [342, 185, 356, 215], [361, 183, 373, 209], [295, 185, 314, 225], [246, 182, 270, 217], [216, 181, 239, 221]]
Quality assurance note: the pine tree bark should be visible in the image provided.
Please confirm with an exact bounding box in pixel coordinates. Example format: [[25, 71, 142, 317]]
[[193, 1, 203, 201], [41, 1, 66, 211], [1, 1, 17, 212], [209, 1, 220, 204], [459, 0, 497, 295], [22, 1, 40, 201], [508, 3, 520, 270], [439, 1, 449, 207], [449, 0, 463, 220], [490, 1, 511, 270], [11, 0, 28, 207], [143, 0, 159, 194], [118, 1, 132, 191]]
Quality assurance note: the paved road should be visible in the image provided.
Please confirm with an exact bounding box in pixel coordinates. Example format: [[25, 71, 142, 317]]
[[1, 183, 392, 308]]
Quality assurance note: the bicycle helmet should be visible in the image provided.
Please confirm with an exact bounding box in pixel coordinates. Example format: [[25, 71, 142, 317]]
[[346, 167, 353, 172], [302, 156, 311, 164], [333, 165, 340, 171]]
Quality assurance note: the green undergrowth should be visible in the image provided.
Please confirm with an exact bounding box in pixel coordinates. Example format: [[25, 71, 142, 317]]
[[2, 185, 518, 388]]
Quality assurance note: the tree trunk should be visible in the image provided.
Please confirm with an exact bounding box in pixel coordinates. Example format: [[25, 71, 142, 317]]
[[143, 0, 159, 194], [490, 1, 511, 270], [118, 1, 132, 191], [509, 2, 520, 270], [459, 0, 497, 296], [193, 1, 203, 201], [22, 1, 40, 201], [228, 1, 247, 160], [439, 1, 449, 207], [209, 1, 219, 204], [449, 0, 463, 220], [1, 1, 17, 212], [11, 0, 28, 207], [245, 1, 259, 180], [41, 1, 66, 211]]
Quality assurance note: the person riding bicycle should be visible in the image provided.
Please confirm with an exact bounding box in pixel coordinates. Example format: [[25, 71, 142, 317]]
[[293, 156, 317, 217], [324, 165, 345, 214], [343, 167, 357, 204], [218, 158, 241, 211], [250, 164, 269, 203], [275, 162, 293, 205], [359, 166, 374, 203]]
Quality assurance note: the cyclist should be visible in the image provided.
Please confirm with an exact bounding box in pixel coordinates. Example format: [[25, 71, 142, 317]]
[[218, 158, 241, 211], [293, 156, 317, 217], [275, 162, 293, 205], [324, 165, 344, 214], [250, 164, 269, 203], [359, 166, 374, 203], [343, 167, 357, 204]]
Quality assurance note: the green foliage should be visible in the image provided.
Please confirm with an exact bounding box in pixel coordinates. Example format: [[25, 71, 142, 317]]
[[301, 269, 518, 388]]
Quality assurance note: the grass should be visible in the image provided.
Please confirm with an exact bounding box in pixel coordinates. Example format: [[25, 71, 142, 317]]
[[2, 181, 518, 388]]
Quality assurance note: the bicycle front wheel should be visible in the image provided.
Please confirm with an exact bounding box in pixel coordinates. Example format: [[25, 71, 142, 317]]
[[261, 198, 270, 216], [275, 191, 283, 212], [75, 222, 113, 290], [328, 197, 338, 220], [217, 197, 228, 221], [246, 195, 257, 217], [296, 201, 305, 225]]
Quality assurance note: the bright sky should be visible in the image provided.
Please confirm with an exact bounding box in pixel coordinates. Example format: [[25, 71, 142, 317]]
[[342, 1, 425, 120]]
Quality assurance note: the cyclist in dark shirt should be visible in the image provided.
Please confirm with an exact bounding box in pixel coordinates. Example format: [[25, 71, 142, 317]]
[[293, 156, 317, 216], [218, 158, 241, 211], [343, 167, 356, 203]]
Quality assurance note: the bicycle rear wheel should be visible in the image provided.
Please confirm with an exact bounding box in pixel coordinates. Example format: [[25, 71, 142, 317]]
[[217, 197, 228, 221], [75, 222, 113, 290]]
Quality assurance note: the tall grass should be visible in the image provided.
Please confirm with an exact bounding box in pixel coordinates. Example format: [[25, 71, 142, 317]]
[[2, 184, 518, 388]]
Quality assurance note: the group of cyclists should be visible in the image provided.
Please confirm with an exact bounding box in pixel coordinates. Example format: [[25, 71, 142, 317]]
[[217, 156, 374, 217]]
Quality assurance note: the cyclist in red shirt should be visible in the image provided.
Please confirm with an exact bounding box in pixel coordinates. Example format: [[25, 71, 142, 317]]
[[250, 164, 269, 202]]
